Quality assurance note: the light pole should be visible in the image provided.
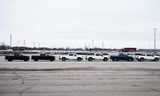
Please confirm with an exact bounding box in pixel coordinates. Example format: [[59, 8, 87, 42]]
[[24, 40, 25, 47], [92, 40, 94, 48], [10, 35, 12, 50], [102, 41, 104, 49], [23, 40, 26, 51], [33, 42, 36, 48], [153, 28, 157, 50]]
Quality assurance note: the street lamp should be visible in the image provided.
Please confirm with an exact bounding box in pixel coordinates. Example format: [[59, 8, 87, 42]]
[[10, 35, 12, 50], [153, 28, 157, 52]]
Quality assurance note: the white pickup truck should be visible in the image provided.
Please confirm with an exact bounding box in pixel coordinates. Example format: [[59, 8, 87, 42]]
[[59, 53, 83, 61], [86, 53, 109, 61], [135, 53, 159, 61]]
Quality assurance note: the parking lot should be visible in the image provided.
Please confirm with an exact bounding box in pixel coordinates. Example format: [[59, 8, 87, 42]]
[[0, 56, 160, 96]]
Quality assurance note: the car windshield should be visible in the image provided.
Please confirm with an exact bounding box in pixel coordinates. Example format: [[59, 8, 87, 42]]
[[103, 53, 108, 55], [119, 53, 126, 56], [40, 54, 46, 56], [95, 54, 102, 56], [147, 54, 154, 56], [14, 53, 21, 56], [69, 54, 75, 56], [135, 53, 145, 56], [155, 54, 160, 56]]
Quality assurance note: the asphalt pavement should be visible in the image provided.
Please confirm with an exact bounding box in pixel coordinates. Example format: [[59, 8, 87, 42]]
[[0, 56, 160, 96]]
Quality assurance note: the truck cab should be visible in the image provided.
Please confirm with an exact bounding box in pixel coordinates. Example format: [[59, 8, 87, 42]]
[[68, 53, 78, 60]]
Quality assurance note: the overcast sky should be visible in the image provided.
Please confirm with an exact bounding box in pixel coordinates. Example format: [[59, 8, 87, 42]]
[[0, 0, 160, 49]]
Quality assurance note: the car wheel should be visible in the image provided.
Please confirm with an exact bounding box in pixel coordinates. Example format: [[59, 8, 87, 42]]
[[112, 58, 116, 61], [77, 57, 82, 61], [154, 58, 159, 61], [103, 58, 108, 61], [131, 59, 134, 61], [8, 59, 13, 61], [24, 59, 29, 61], [88, 57, 93, 61], [34, 59, 38, 61], [113, 58, 118, 61], [62, 57, 66, 61], [128, 58, 133, 61], [140, 58, 144, 61]]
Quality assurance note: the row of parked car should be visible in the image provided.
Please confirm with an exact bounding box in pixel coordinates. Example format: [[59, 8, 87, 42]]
[[4, 52, 160, 62]]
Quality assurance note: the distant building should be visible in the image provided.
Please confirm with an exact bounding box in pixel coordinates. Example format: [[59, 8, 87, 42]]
[[122, 48, 137, 52]]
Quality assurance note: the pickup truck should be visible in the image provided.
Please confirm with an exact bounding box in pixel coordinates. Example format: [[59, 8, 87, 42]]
[[86, 53, 109, 61], [135, 53, 159, 61], [110, 53, 134, 61], [5, 53, 30, 61], [31, 54, 55, 61], [59, 53, 83, 61]]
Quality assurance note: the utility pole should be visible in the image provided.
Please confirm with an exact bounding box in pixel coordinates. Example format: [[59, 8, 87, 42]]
[[102, 41, 104, 49], [84, 42, 87, 50], [23, 40, 25, 50], [92, 40, 94, 48], [17, 41, 20, 51], [39, 43, 40, 48], [33, 42, 35, 48], [24, 40, 25, 47], [153, 28, 157, 50], [10, 35, 12, 49]]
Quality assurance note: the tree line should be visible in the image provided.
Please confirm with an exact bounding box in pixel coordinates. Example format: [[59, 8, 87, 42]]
[[0, 44, 114, 51]]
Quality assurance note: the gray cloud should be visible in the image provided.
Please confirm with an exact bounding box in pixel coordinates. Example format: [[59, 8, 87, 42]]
[[0, 0, 160, 48]]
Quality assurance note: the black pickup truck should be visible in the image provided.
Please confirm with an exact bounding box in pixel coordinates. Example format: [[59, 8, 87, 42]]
[[31, 54, 55, 61], [110, 53, 134, 61], [5, 53, 30, 61]]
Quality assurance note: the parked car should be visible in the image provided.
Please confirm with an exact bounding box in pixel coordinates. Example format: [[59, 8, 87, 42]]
[[155, 54, 160, 58], [124, 52, 136, 59], [5, 53, 30, 61], [135, 53, 159, 61], [110, 53, 134, 61], [31, 54, 55, 61], [86, 53, 109, 61], [59, 53, 83, 61]]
